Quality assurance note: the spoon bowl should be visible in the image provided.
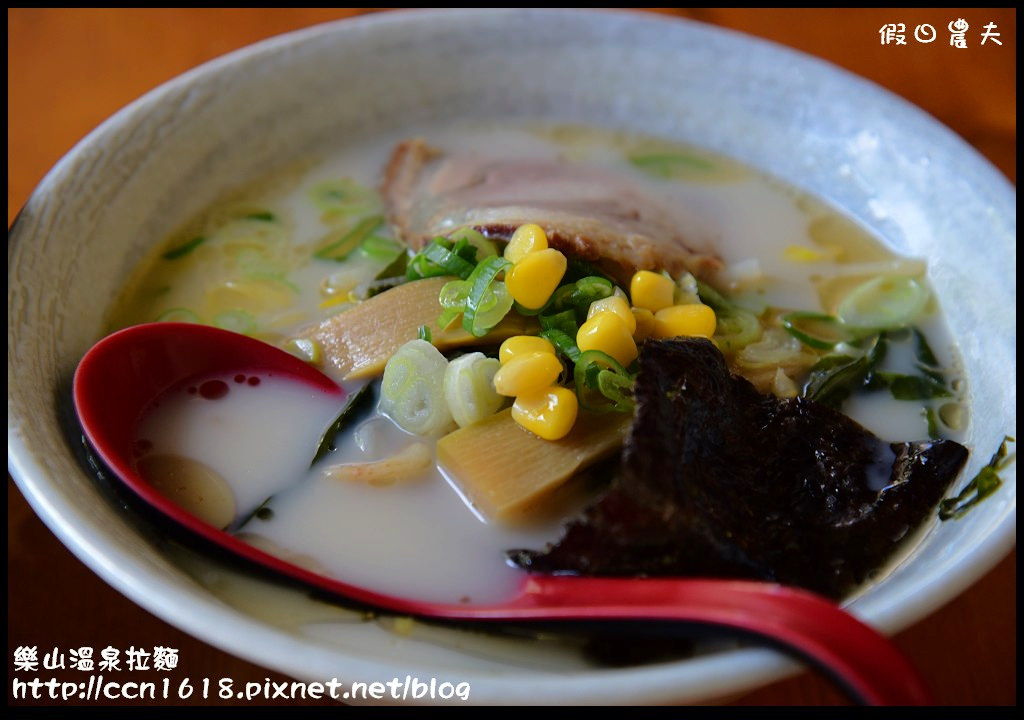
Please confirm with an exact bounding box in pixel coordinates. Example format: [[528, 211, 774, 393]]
[[73, 322, 931, 705]]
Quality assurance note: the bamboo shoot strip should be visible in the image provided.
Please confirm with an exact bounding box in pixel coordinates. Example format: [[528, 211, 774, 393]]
[[438, 408, 630, 520], [300, 277, 535, 381]]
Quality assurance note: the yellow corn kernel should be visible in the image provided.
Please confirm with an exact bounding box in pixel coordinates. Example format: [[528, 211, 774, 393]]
[[511, 386, 579, 441], [505, 248, 567, 310], [631, 307, 656, 341], [653, 303, 717, 339], [576, 312, 638, 367], [630, 270, 675, 312], [499, 335, 555, 365], [492, 351, 563, 397], [587, 295, 637, 334], [504, 223, 548, 263]]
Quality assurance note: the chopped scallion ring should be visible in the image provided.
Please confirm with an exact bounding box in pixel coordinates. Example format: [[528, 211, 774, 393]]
[[837, 275, 929, 331], [462, 256, 513, 337], [781, 312, 849, 351], [573, 349, 635, 413]]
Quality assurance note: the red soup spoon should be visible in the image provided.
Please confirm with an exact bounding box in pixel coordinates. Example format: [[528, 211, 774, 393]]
[[72, 322, 932, 705]]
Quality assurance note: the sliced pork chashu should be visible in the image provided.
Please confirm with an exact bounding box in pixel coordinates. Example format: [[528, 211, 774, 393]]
[[381, 139, 723, 284]]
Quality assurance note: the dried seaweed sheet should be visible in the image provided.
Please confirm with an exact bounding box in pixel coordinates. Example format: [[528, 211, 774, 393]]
[[510, 338, 968, 599]]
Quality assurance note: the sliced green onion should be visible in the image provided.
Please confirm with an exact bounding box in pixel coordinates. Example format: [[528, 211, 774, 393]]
[[417, 325, 432, 342], [471, 282, 514, 335], [448, 227, 497, 259], [436, 280, 470, 329], [596, 370, 635, 413], [443, 352, 506, 428], [539, 309, 579, 338], [539, 328, 582, 364], [629, 153, 715, 180], [569, 276, 614, 308], [361, 234, 404, 262], [837, 275, 929, 331], [436, 307, 462, 330], [408, 238, 477, 280], [563, 257, 614, 285], [379, 339, 453, 436], [439, 280, 471, 309], [462, 256, 513, 337], [374, 250, 409, 281], [162, 236, 205, 260], [781, 312, 849, 351], [715, 308, 763, 353], [156, 308, 201, 323], [573, 349, 635, 413], [516, 283, 570, 317], [314, 216, 385, 261], [213, 309, 257, 335], [309, 178, 379, 218], [697, 280, 762, 353]]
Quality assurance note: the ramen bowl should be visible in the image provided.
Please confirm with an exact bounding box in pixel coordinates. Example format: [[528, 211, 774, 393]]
[[8, 9, 1016, 704]]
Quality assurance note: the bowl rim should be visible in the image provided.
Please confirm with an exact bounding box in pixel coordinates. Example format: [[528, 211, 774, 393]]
[[8, 7, 1016, 705]]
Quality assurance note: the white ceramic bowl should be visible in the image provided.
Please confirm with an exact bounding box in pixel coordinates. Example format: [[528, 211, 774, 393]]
[[8, 9, 1016, 704]]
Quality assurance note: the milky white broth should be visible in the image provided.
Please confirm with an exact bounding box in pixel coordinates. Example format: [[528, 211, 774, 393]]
[[109, 123, 966, 605]]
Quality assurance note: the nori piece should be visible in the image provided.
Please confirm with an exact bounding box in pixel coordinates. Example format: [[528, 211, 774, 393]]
[[509, 338, 968, 599]]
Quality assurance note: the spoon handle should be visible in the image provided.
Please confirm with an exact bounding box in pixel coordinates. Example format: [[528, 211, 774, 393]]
[[455, 576, 931, 705]]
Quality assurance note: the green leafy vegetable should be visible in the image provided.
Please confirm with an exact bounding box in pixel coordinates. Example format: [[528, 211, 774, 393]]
[[311, 383, 376, 466], [939, 436, 1015, 520], [923, 406, 941, 440], [873, 372, 951, 401], [803, 328, 954, 410], [803, 335, 887, 409], [912, 327, 946, 384]]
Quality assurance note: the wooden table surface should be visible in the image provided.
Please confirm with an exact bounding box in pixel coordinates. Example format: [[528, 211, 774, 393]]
[[7, 8, 1015, 707]]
